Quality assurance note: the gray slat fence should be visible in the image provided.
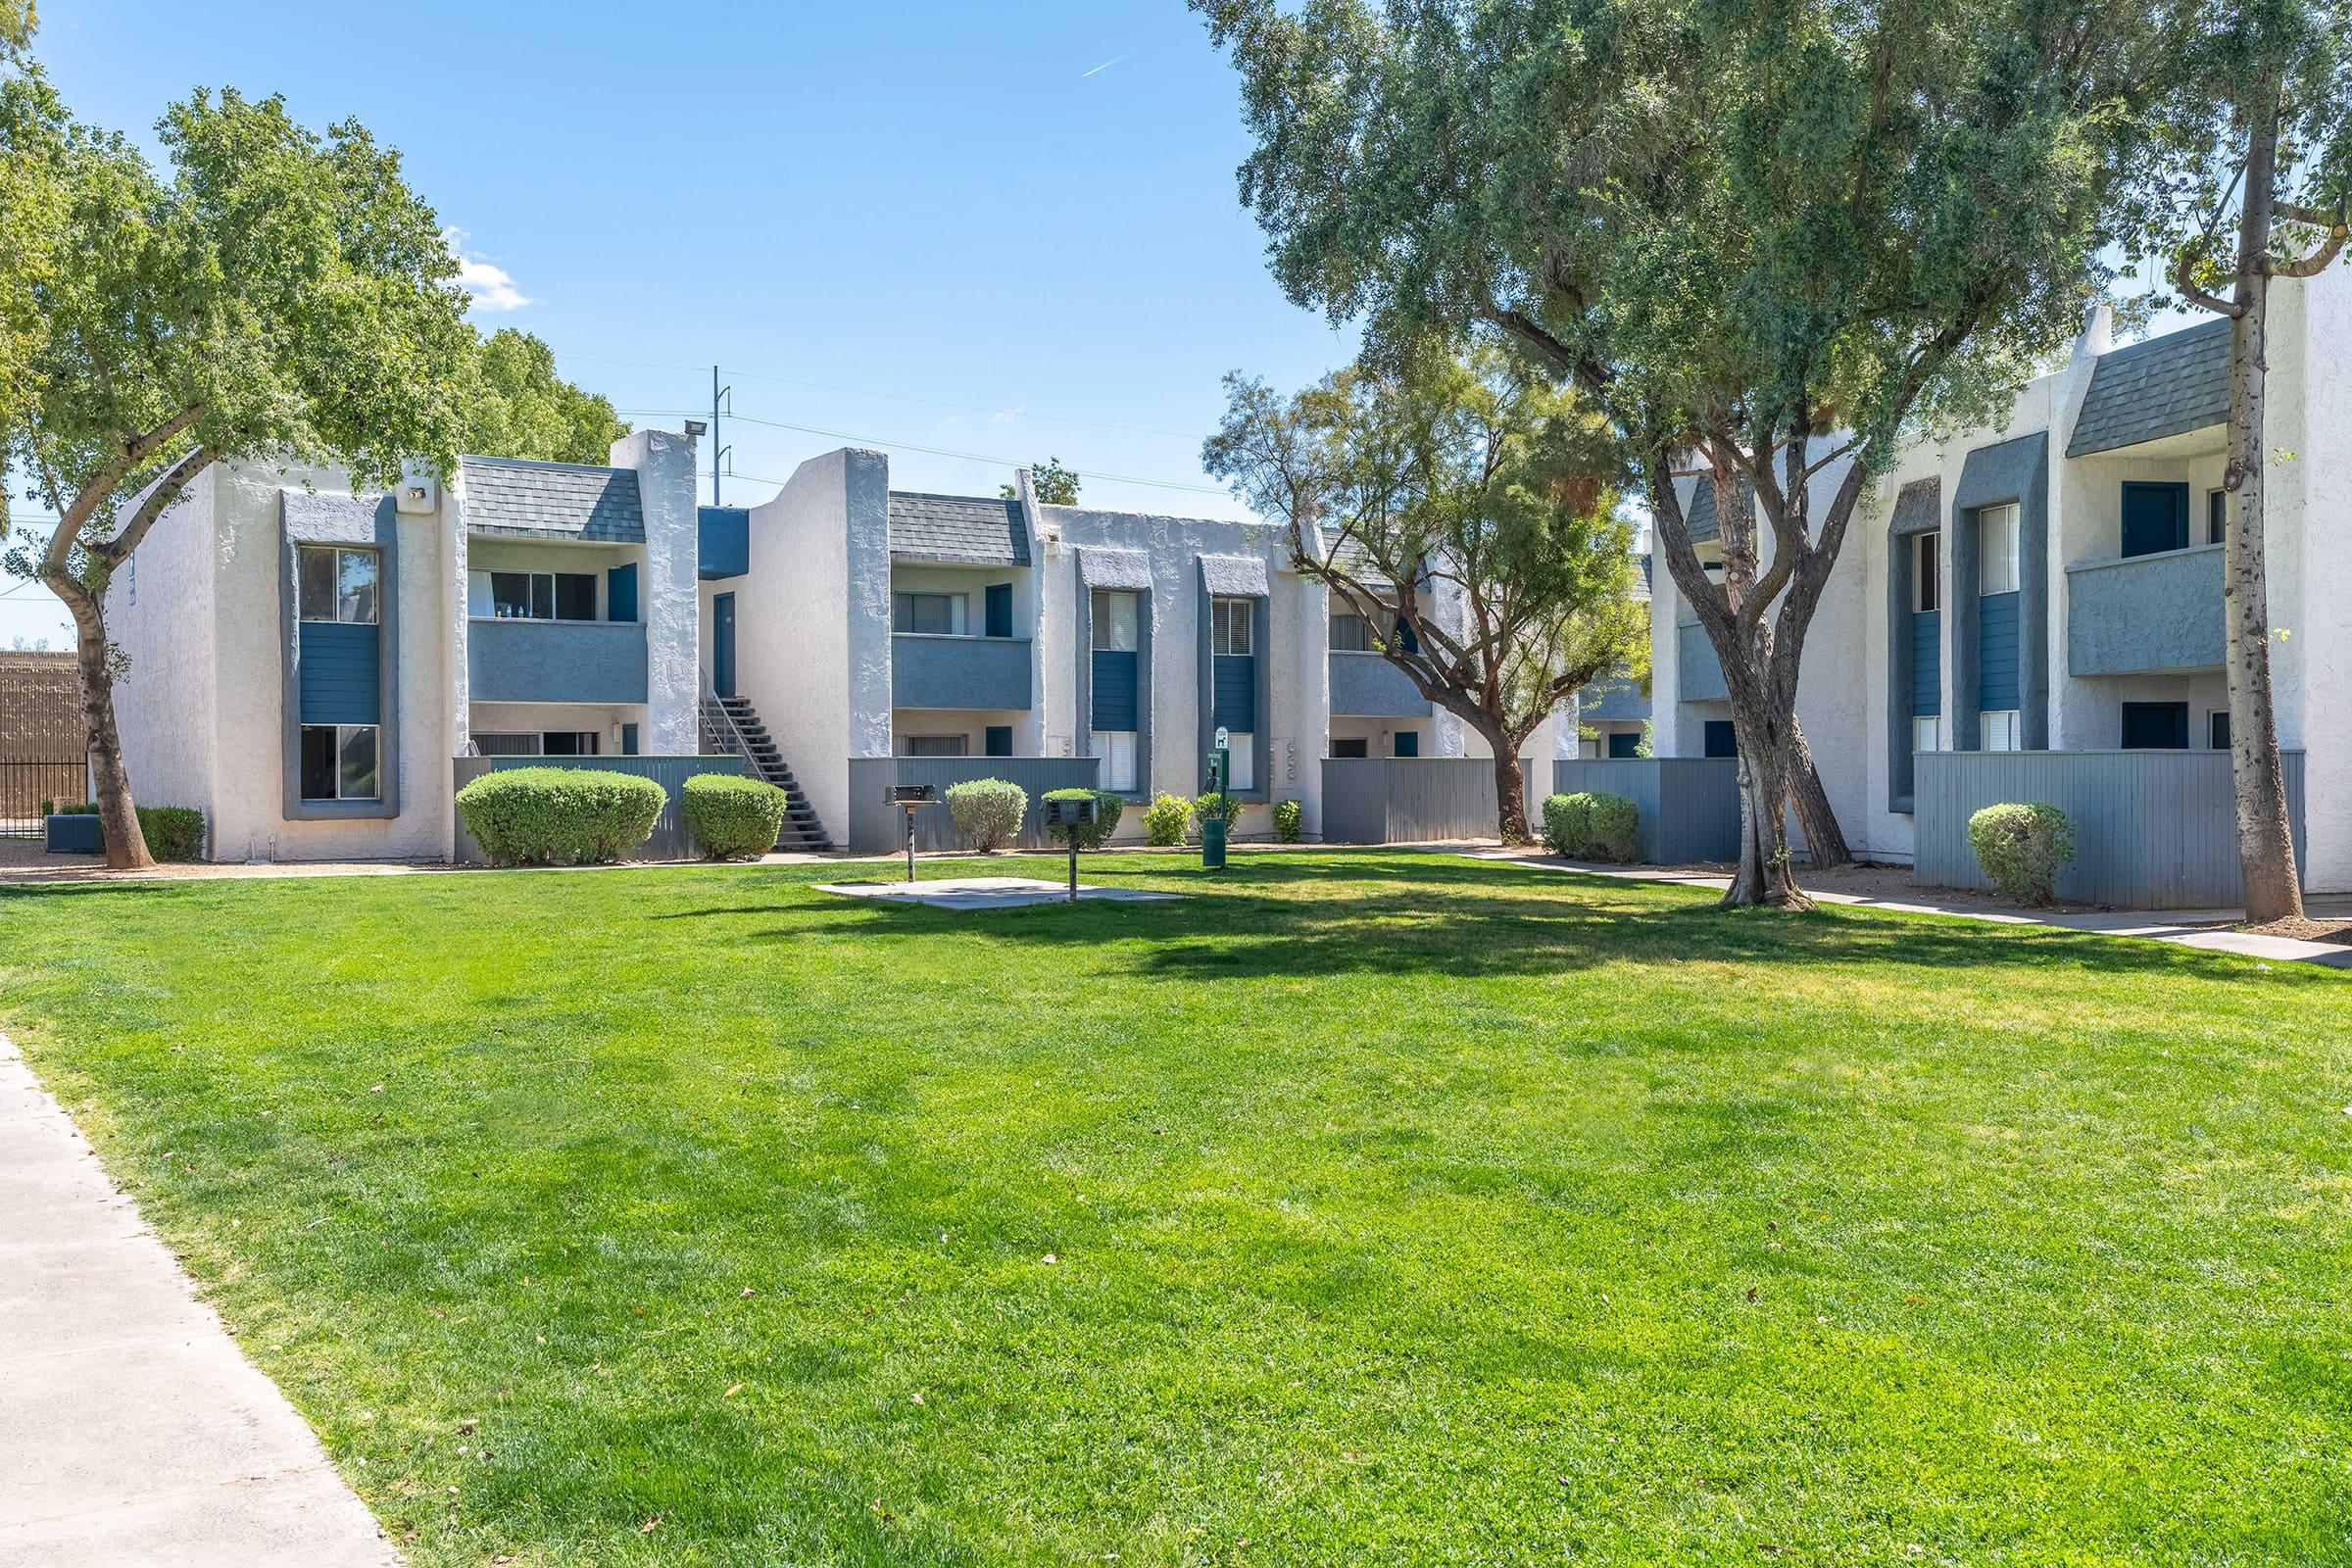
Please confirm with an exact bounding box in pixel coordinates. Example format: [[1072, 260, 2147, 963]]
[[846, 757, 1104, 854], [1548, 758, 1742, 864], [452, 755, 750, 863], [1320, 758, 1534, 844], [1913, 749, 2307, 908]]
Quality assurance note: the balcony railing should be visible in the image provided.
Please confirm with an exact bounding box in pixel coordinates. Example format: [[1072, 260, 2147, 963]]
[[1676, 621, 1728, 702], [466, 617, 649, 706], [2066, 543, 2224, 676], [891, 633, 1032, 710]]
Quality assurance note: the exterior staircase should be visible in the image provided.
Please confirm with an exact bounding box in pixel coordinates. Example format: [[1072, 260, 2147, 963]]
[[700, 690, 832, 852]]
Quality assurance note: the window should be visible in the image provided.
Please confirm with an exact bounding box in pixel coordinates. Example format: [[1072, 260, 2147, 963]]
[[1981, 710, 2021, 752], [1392, 731, 1420, 759], [1223, 732, 1255, 790], [472, 732, 541, 757], [1978, 505, 2020, 596], [1091, 590, 1139, 652], [1211, 596, 1254, 656], [899, 734, 967, 758], [985, 725, 1013, 758], [894, 591, 966, 636], [1913, 714, 1942, 754], [1607, 730, 1642, 759], [541, 731, 599, 756], [2121, 481, 2190, 558], [1091, 729, 1138, 792], [1331, 737, 1370, 760], [299, 546, 379, 623], [1911, 532, 1940, 612], [1704, 719, 1739, 759], [478, 569, 596, 620], [2121, 701, 2189, 750], [2207, 489, 2229, 545], [300, 723, 378, 800], [1329, 612, 1375, 652], [2209, 710, 2231, 751], [470, 731, 599, 757]]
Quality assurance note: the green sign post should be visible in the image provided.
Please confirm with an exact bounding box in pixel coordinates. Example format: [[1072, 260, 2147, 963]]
[[1201, 729, 1230, 870]]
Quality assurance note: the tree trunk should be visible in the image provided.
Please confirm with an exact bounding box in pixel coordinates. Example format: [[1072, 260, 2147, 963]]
[[1723, 682, 1810, 909], [1492, 744, 1530, 843], [1786, 715, 1852, 869], [50, 578, 154, 871], [2223, 98, 2304, 925]]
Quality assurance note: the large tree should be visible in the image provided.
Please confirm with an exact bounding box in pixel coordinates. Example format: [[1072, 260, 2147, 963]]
[[0, 7, 60, 478], [2143, 0, 2349, 925], [1, 83, 476, 868], [466, 326, 628, 466], [1197, 0, 2139, 906], [1206, 339, 1645, 840]]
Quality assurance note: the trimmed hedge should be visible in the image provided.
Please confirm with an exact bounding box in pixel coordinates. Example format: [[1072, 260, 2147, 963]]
[[684, 774, 788, 859], [1042, 788, 1125, 852], [1141, 792, 1193, 847], [455, 766, 666, 866], [1192, 791, 1244, 839], [1271, 798, 1304, 844], [1969, 802, 2075, 906], [52, 802, 207, 861], [946, 778, 1029, 853], [1542, 791, 1639, 862]]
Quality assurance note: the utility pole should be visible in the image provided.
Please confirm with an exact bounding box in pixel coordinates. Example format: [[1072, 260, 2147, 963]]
[[710, 366, 733, 506]]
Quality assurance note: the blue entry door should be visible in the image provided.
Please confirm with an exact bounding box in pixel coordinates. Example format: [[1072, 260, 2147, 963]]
[[713, 593, 737, 698]]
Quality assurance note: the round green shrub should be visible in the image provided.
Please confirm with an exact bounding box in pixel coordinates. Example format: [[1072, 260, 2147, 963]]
[[1192, 791, 1243, 839], [684, 773, 788, 859], [946, 777, 1029, 852], [1542, 791, 1639, 862], [1042, 788, 1125, 851], [456, 766, 666, 866], [1968, 801, 2075, 906], [52, 801, 206, 861], [1141, 791, 1194, 847], [1271, 798, 1304, 843]]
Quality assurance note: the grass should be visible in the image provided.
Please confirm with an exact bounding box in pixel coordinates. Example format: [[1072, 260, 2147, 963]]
[[2, 849, 2348, 1566]]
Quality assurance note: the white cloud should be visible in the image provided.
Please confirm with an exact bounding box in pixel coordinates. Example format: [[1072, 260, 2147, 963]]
[[444, 229, 533, 313], [990, 404, 1026, 425]]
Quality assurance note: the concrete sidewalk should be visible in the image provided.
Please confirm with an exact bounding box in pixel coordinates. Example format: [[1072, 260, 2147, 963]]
[[0, 1034, 398, 1567], [1475, 852, 2352, 968]]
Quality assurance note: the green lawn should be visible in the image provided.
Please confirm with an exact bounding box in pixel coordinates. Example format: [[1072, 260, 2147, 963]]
[[3, 851, 2347, 1566]]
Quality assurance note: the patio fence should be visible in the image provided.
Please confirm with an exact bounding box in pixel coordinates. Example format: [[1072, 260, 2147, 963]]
[[1547, 758, 1743, 865], [1320, 758, 1538, 845], [845, 757, 1104, 855], [451, 755, 750, 863]]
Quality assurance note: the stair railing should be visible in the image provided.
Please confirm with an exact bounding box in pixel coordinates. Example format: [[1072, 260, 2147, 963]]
[[699, 667, 761, 769]]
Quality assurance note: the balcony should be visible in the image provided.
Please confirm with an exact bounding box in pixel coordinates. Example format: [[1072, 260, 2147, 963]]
[[2066, 544, 2224, 676], [1328, 651, 1428, 717], [1580, 672, 1650, 723], [891, 633, 1032, 710], [1676, 621, 1728, 702], [467, 617, 649, 706]]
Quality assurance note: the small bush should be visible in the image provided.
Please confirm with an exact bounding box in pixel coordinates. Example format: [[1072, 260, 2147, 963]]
[[1192, 791, 1244, 839], [456, 766, 666, 866], [1969, 802, 2075, 906], [52, 801, 206, 861], [1271, 798, 1303, 843], [684, 773, 788, 858], [1042, 788, 1125, 852], [1141, 792, 1194, 847], [946, 778, 1029, 852], [1542, 791, 1639, 862]]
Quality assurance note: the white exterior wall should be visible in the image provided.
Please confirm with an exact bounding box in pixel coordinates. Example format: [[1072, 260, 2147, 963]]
[[2283, 270, 2352, 888], [106, 466, 221, 823]]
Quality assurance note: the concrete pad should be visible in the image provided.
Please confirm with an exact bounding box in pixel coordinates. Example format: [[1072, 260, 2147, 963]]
[[816, 875, 1180, 910], [0, 1034, 398, 1565]]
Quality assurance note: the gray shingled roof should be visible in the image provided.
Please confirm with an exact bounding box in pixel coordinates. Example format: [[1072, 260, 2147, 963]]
[[1890, 476, 1941, 535], [1200, 554, 1270, 597], [2066, 318, 2231, 457], [887, 492, 1031, 564], [460, 456, 645, 542]]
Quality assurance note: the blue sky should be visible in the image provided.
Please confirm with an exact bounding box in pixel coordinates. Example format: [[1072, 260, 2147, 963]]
[[2, 0, 1355, 645]]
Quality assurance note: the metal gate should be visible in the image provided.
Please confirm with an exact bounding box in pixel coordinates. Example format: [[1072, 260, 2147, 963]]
[[0, 760, 87, 838]]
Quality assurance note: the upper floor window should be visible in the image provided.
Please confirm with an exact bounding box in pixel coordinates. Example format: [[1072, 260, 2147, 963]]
[[2207, 489, 2229, 545], [1091, 590, 1139, 652], [2121, 481, 2190, 558], [1329, 612, 1375, 652], [1211, 596, 1254, 656], [893, 591, 966, 636], [299, 545, 379, 624], [470, 569, 595, 620], [1979, 504, 2020, 596], [1911, 532, 1940, 613]]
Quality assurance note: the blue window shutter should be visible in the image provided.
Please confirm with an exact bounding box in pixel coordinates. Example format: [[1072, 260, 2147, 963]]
[[1976, 592, 2020, 710], [1910, 610, 1941, 716], [298, 622, 380, 725], [1090, 651, 1139, 730], [1211, 655, 1257, 732], [608, 564, 639, 622]]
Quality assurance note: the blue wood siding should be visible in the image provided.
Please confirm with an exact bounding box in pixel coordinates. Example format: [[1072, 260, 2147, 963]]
[[298, 622, 381, 725], [1909, 610, 1941, 716], [1977, 591, 2020, 709], [1212, 654, 1257, 732], [607, 563, 638, 623], [1091, 650, 1138, 731]]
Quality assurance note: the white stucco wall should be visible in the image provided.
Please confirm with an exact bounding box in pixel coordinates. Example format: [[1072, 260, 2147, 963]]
[[105, 466, 221, 823], [614, 429, 701, 755], [2284, 270, 2351, 888]]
